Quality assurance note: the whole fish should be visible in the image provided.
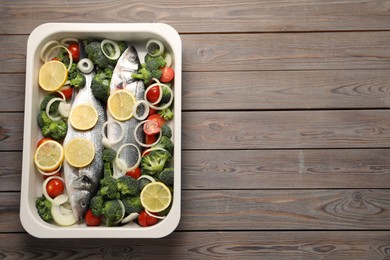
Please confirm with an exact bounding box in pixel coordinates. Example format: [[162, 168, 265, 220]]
[[63, 72, 105, 221], [107, 46, 145, 178]]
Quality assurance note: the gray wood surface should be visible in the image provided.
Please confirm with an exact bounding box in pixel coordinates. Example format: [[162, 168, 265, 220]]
[[1, 0, 390, 259]]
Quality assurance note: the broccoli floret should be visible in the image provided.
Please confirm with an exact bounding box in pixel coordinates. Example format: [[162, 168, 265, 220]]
[[116, 175, 139, 196], [160, 124, 172, 138], [160, 86, 172, 104], [102, 200, 124, 226], [117, 41, 128, 54], [40, 94, 61, 118], [138, 176, 152, 190], [131, 67, 151, 84], [131, 55, 166, 83], [54, 48, 70, 66], [141, 150, 172, 175], [97, 66, 114, 78], [158, 107, 174, 121], [144, 55, 166, 70], [70, 73, 86, 88], [89, 195, 104, 217], [99, 162, 120, 200], [38, 111, 67, 141], [84, 40, 111, 69], [158, 168, 174, 186], [68, 63, 79, 80], [35, 195, 53, 222], [152, 136, 174, 156], [102, 148, 117, 162], [91, 71, 111, 103], [121, 196, 143, 214]]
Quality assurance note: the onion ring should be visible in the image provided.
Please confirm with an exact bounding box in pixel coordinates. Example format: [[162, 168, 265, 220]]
[[115, 143, 141, 172], [133, 100, 149, 121], [42, 176, 66, 204], [134, 120, 162, 147], [77, 58, 94, 74], [101, 39, 120, 60], [46, 97, 66, 122], [40, 40, 60, 62], [146, 39, 164, 57]]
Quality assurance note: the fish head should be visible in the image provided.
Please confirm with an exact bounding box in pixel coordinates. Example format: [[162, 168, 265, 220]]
[[69, 189, 91, 221]]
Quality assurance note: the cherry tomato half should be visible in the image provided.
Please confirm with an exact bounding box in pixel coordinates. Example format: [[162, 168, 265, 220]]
[[67, 42, 80, 62], [85, 209, 102, 226], [46, 178, 64, 198], [160, 66, 174, 83], [37, 137, 53, 148], [146, 85, 160, 103], [147, 113, 165, 127], [145, 134, 157, 145], [59, 85, 73, 100], [126, 167, 141, 179], [138, 210, 158, 227], [143, 120, 160, 135]]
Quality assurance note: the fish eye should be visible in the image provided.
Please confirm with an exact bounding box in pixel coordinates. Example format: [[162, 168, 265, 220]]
[[80, 199, 88, 209]]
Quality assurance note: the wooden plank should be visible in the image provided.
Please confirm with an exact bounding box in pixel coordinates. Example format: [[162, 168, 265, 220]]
[[0, 152, 21, 191], [0, 113, 23, 151], [2, 0, 390, 34], [183, 70, 390, 110], [5, 149, 390, 192], [0, 232, 389, 259], [182, 149, 390, 189], [3, 190, 390, 232], [182, 110, 390, 149], [0, 74, 26, 112], [4, 32, 390, 73]]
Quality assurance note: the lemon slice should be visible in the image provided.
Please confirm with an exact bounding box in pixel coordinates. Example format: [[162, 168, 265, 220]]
[[108, 89, 136, 121], [140, 182, 172, 212], [69, 103, 98, 131], [64, 138, 95, 168], [38, 60, 68, 91], [34, 140, 64, 171]]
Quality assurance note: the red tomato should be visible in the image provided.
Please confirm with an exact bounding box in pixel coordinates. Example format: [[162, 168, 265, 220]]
[[67, 42, 80, 62], [46, 179, 64, 198], [85, 209, 102, 226], [59, 85, 73, 100], [138, 210, 158, 227], [126, 167, 141, 179], [37, 137, 52, 148], [148, 107, 157, 115], [160, 67, 174, 83], [146, 85, 160, 103], [147, 113, 165, 127], [143, 120, 160, 135], [145, 134, 157, 145]]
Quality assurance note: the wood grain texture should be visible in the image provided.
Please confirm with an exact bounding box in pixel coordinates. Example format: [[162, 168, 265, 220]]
[[182, 149, 390, 189], [3, 190, 390, 232], [183, 110, 390, 149], [183, 70, 390, 110], [0, 74, 26, 112], [4, 32, 390, 73], [0, 152, 21, 191], [0, 113, 23, 151], [2, 0, 390, 34], [0, 232, 389, 260]]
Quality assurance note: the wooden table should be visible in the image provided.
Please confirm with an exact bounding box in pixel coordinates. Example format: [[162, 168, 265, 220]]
[[1, 1, 390, 259]]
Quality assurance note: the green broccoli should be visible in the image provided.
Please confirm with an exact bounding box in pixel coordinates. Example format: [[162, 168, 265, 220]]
[[89, 195, 104, 217], [160, 124, 172, 138], [99, 162, 120, 200], [68, 63, 79, 80], [102, 200, 124, 226], [141, 150, 172, 175], [102, 148, 117, 162], [158, 107, 174, 121], [117, 41, 128, 55], [121, 196, 143, 214], [152, 136, 174, 156], [116, 175, 139, 196], [160, 86, 172, 104], [54, 48, 70, 66], [138, 176, 152, 190], [37, 111, 67, 141], [35, 195, 53, 222], [144, 55, 166, 70], [158, 168, 174, 186], [131, 55, 166, 83], [70, 73, 86, 88], [91, 70, 111, 103], [39, 94, 60, 116], [131, 66, 151, 84], [84, 40, 111, 69]]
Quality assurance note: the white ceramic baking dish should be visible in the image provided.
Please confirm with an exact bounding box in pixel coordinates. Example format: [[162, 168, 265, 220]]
[[20, 23, 181, 238]]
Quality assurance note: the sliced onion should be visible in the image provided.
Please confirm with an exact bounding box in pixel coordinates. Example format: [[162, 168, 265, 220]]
[[101, 39, 120, 60], [55, 89, 67, 100], [141, 147, 168, 157], [40, 40, 60, 62], [137, 174, 156, 183], [164, 52, 173, 67], [51, 195, 77, 226], [45, 45, 73, 71], [42, 176, 65, 204], [37, 164, 62, 177], [51, 193, 69, 206], [115, 143, 141, 172], [101, 120, 125, 148], [145, 209, 166, 220], [144, 80, 174, 110], [60, 38, 79, 46], [58, 102, 71, 118], [146, 39, 164, 57], [77, 58, 94, 74], [133, 100, 149, 121], [46, 97, 66, 121], [134, 120, 162, 147], [148, 85, 174, 110], [144, 81, 163, 105], [121, 213, 140, 224]]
